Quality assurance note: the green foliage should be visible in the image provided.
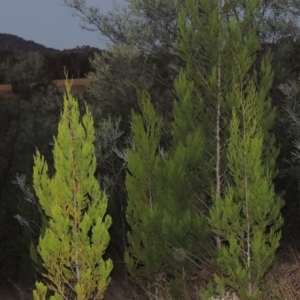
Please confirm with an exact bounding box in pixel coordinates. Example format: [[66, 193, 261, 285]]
[[125, 90, 165, 282], [32, 79, 113, 300], [64, 0, 181, 51], [0, 49, 16, 83], [176, 0, 272, 243], [64, 0, 182, 127], [7, 85, 65, 281], [64, 0, 300, 47], [173, 0, 283, 297], [60, 5, 299, 289], [12, 173, 49, 277], [209, 80, 283, 298], [85, 45, 176, 131], [5, 52, 45, 94], [276, 77, 300, 224], [125, 88, 212, 298], [63, 0, 300, 188], [0, 93, 41, 283], [93, 115, 129, 268], [33, 282, 63, 300], [203, 0, 284, 296], [278, 78, 300, 178], [62, 0, 300, 134], [11, 80, 103, 280], [43, 51, 94, 80]]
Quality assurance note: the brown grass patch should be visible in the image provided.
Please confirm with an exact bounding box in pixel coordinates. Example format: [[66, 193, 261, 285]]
[[0, 84, 17, 99], [0, 84, 11, 92], [266, 249, 300, 299], [0, 78, 92, 99], [54, 78, 91, 95], [53, 78, 91, 87]]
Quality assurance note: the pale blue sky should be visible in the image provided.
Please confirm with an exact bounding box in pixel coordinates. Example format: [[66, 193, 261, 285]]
[[0, 0, 126, 50]]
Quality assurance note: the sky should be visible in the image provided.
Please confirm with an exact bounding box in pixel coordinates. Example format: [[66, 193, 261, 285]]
[[0, 0, 126, 50]]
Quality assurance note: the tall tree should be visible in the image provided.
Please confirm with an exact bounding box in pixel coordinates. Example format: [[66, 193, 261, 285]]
[[61, 1, 289, 295], [209, 78, 283, 298], [177, 0, 279, 243], [124, 90, 165, 291], [63, 0, 300, 168], [122, 0, 283, 297], [64, 0, 300, 48], [192, 0, 285, 297], [172, 0, 283, 296], [63, 1, 300, 144], [32, 80, 112, 300], [124, 88, 212, 298], [61, 1, 299, 271]]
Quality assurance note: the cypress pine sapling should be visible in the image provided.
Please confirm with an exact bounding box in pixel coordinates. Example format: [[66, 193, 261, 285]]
[[125, 86, 212, 297], [176, 0, 267, 247], [124, 90, 165, 285], [209, 78, 284, 298], [32, 79, 113, 300]]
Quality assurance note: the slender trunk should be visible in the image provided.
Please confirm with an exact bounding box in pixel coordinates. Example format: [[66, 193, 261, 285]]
[[121, 193, 129, 285], [298, 178, 300, 220], [215, 0, 222, 249], [243, 106, 252, 293], [148, 173, 153, 210]]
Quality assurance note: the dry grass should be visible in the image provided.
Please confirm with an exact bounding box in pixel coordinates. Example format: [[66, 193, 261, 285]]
[[0, 84, 17, 99], [0, 77, 91, 99], [0, 84, 11, 92], [209, 292, 240, 300], [2, 255, 300, 300], [266, 249, 300, 299], [0, 278, 146, 300], [53, 78, 91, 87], [207, 250, 300, 300], [104, 278, 147, 300], [53, 78, 91, 95], [104, 251, 300, 300]]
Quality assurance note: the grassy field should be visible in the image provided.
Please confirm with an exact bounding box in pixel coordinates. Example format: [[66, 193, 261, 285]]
[[53, 77, 91, 94], [0, 78, 92, 98]]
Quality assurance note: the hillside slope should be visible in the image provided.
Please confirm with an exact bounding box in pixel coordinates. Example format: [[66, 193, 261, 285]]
[[0, 33, 102, 56]]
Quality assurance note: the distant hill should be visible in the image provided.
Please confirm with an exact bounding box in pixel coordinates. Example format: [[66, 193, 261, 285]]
[[0, 33, 102, 56]]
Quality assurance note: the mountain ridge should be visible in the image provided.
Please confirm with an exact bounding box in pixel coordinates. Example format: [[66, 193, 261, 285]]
[[0, 32, 102, 55]]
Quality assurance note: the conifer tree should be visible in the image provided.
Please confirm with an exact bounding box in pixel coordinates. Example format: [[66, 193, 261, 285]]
[[125, 0, 282, 296], [125, 85, 212, 298], [176, 0, 283, 296], [178, 0, 278, 241], [209, 79, 284, 298], [32, 79, 113, 300], [124, 90, 165, 286]]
